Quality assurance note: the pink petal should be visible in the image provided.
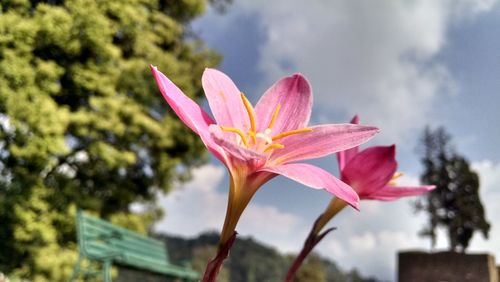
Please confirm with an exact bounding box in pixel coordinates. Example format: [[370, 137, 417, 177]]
[[271, 124, 379, 165], [342, 145, 397, 197], [209, 125, 265, 163], [259, 163, 360, 210], [202, 68, 250, 130], [337, 146, 359, 171], [336, 115, 361, 170], [254, 74, 312, 135], [150, 65, 225, 162], [365, 185, 436, 201], [350, 115, 360, 124]]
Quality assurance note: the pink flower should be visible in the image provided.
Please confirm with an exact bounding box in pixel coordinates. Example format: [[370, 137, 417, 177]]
[[315, 115, 435, 232], [338, 115, 435, 200], [339, 144, 434, 200], [150, 67, 378, 246], [286, 116, 434, 281]]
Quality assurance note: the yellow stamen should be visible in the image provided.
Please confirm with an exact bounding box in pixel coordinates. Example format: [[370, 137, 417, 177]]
[[248, 131, 256, 144], [264, 143, 284, 152], [220, 126, 249, 147], [240, 93, 257, 143], [268, 103, 281, 129], [388, 172, 404, 186], [272, 128, 313, 141]]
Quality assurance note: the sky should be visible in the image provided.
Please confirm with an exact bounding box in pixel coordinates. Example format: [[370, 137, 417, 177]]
[[154, 1, 500, 280]]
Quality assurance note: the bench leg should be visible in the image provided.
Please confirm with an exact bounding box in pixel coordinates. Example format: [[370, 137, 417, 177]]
[[102, 260, 112, 282], [70, 254, 82, 282]]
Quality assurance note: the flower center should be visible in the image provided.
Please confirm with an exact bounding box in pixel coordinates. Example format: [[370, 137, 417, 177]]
[[220, 93, 312, 154]]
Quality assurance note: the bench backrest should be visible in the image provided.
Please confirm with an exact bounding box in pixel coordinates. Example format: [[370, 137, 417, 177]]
[[77, 211, 173, 271]]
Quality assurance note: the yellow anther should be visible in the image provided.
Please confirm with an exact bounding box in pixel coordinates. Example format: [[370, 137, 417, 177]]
[[392, 172, 404, 180], [264, 143, 285, 152], [220, 126, 249, 147], [240, 93, 257, 140], [268, 103, 281, 129], [272, 128, 313, 141], [388, 172, 404, 186]]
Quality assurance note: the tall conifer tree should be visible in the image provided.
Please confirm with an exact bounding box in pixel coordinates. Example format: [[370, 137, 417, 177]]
[[416, 127, 490, 252]]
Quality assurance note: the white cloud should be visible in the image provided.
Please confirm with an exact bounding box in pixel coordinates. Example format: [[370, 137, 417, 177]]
[[349, 232, 376, 252], [154, 164, 227, 235], [237, 203, 303, 252], [322, 238, 346, 258], [226, 0, 496, 142], [154, 164, 303, 252]]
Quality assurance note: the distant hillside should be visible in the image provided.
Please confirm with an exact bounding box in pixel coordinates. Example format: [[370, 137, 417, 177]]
[[154, 232, 379, 282]]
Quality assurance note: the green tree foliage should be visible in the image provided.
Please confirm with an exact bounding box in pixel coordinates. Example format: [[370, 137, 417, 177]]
[[415, 127, 490, 252], [288, 254, 327, 282], [192, 246, 230, 282], [0, 0, 220, 280]]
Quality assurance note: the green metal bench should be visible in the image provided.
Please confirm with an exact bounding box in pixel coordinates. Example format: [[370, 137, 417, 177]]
[[70, 210, 199, 282]]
